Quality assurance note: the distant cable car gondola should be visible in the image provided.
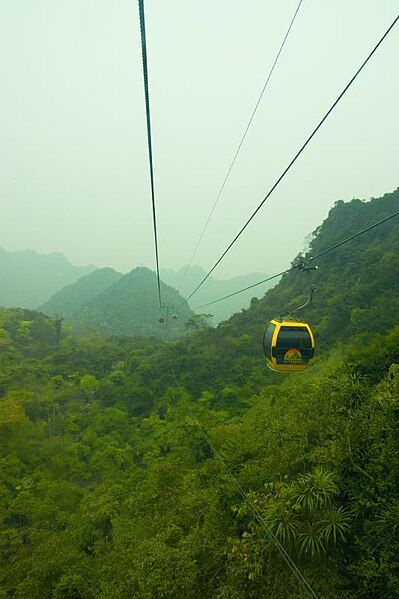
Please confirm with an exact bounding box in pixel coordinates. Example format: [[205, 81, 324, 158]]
[[263, 319, 315, 372]]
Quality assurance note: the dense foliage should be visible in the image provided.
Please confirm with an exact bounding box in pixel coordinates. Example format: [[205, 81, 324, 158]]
[[1, 190, 398, 598]]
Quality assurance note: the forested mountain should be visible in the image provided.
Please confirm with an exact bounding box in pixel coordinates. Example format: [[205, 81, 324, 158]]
[[226, 188, 399, 350], [0, 247, 96, 309], [0, 189, 398, 598], [161, 265, 271, 323], [42, 267, 193, 338], [40, 268, 123, 321]]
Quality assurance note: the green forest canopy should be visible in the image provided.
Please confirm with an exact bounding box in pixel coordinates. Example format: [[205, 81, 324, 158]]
[[0, 189, 399, 598]]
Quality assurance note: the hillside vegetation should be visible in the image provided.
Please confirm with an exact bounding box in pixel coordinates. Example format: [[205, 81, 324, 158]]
[[226, 188, 399, 348], [40, 268, 123, 321], [0, 189, 398, 598]]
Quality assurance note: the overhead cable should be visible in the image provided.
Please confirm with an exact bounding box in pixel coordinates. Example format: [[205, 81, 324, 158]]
[[160, 360, 319, 598], [201, 428, 319, 598], [193, 209, 399, 309], [183, 13, 399, 305], [138, 0, 163, 309], [178, 0, 304, 291]]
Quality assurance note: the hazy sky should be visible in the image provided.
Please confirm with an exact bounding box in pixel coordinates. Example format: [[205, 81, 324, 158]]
[[1, 1, 398, 282]]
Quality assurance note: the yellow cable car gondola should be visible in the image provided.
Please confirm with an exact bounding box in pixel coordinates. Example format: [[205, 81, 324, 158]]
[[263, 271, 317, 372], [263, 318, 315, 372]]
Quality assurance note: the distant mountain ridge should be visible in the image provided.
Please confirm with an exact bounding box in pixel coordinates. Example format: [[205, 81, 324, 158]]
[[41, 267, 193, 338], [40, 267, 122, 320], [0, 246, 271, 324], [160, 266, 273, 323], [0, 247, 96, 309]]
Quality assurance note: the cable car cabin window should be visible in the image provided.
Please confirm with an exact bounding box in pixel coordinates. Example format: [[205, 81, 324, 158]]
[[272, 326, 313, 365], [263, 323, 276, 356], [276, 327, 312, 350]]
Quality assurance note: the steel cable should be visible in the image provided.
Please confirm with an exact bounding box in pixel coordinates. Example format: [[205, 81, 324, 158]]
[[160, 354, 319, 598], [182, 13, 399, 306], [138, 0, 163, 309], [193, 209, 399, 309], [178, 0, 305, 292]]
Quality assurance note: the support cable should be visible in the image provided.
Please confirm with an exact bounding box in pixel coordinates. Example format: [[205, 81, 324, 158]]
[[138, 0, 162, 309], [178, 0, 304, 291], [201, 428, 319, 599], [193, 209, 399, 309], [161, 355, 319, 598], [182, 13, 399, 306]]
